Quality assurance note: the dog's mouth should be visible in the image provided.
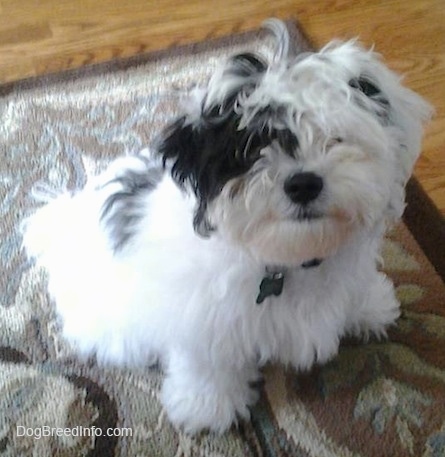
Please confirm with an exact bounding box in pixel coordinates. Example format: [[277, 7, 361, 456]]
[[291, 207, 324, 221]]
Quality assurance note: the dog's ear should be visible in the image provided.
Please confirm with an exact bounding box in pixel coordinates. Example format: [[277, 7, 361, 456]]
[[348, 56, 432, 222], [157, 53, 268, 236], [350, 72, 432, 184], [202, 52, 268, 120], [156, 116, 216, 236]]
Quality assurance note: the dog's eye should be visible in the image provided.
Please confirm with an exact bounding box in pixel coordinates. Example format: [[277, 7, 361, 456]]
[[247, 149, 262, 164], [236, 130, 267, 165], [326, 137, 343, 150], [245, 133, 268, 162], [270, 129, 299, 156]]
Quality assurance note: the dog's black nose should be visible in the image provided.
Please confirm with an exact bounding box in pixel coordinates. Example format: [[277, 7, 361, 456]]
[[284, 172, 323, 205]]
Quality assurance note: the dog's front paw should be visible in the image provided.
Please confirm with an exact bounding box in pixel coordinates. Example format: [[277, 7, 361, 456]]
[[350, 273, 401, 340], [160, 371, 259, 434]]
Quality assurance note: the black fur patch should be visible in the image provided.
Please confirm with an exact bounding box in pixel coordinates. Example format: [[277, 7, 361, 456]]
[[158, 110, 298, 236], [349, 76, 390, 124], [157, 114, 260, 235], [349, 77, 390, 108], [349, 77, 381, 97], [157, 52, 299, 236], [101, 157, 163, 252]]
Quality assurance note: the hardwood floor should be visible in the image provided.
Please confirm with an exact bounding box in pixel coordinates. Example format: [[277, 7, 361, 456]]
[[0, 0, 443, 214]]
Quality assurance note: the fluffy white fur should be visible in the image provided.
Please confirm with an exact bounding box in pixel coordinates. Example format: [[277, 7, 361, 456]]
[[23, 20, 432, 434]]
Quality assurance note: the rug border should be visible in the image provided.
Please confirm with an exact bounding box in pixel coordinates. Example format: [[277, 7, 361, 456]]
[[0, 19, 312, 96], [403, 177, 445, 281], [0, 29, 259, 95]]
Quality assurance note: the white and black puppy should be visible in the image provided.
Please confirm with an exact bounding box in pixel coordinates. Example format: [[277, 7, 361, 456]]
[[23, 20, 432, 433]]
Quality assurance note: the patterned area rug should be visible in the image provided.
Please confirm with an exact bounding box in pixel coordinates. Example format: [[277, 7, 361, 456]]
[[1, 22, 444, 457]]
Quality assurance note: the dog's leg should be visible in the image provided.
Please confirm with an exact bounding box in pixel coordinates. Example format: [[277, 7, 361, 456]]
[[346, 271, 400, 340], [160, 347, 260, 434]]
